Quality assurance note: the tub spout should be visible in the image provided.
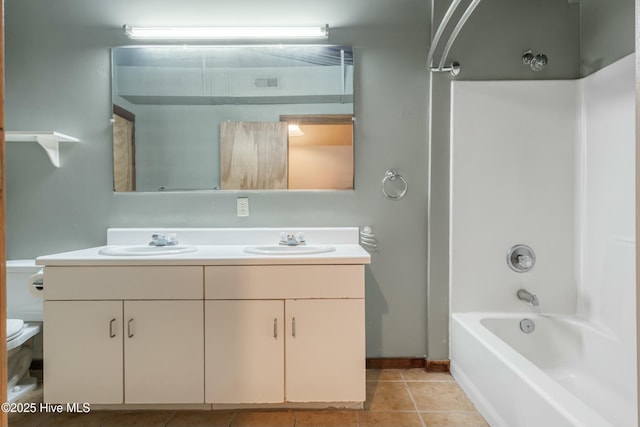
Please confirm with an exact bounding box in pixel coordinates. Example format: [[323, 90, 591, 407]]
[[517, 289, 539, 307]]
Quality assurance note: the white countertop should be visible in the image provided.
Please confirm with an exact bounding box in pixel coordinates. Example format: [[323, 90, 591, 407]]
[[36, 244, 371, 266], [35, 227, 372, 266]]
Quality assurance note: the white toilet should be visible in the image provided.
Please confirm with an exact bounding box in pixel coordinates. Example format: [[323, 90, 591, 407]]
[[6, 259, 43, 402]]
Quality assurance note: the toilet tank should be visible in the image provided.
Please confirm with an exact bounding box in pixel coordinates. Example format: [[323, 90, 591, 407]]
[[6, 260, 43, 322]]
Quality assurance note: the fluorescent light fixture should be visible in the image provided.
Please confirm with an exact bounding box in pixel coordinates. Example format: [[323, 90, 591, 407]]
[[123, 25, 329, 40]]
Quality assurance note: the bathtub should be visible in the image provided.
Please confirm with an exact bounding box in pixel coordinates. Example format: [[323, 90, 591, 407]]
[[450, 312, 637, 427]]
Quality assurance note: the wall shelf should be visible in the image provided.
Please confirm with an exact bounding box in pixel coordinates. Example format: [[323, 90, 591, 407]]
[[6, 131, 80, 168]]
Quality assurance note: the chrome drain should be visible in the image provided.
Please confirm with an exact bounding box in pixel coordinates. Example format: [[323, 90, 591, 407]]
[[520, 318, 535, 334]]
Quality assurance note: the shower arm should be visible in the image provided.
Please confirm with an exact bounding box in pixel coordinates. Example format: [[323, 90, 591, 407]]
[[428, 0, 483, 77]]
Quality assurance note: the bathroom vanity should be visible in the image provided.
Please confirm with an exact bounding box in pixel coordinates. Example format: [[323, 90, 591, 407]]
[[36, 228, 370, 409]]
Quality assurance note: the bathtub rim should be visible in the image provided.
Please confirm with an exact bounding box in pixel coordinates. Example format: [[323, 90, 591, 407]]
[[450, 312, 615, 427]]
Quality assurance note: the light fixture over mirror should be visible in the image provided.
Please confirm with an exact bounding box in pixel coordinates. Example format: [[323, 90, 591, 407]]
[[123, 25, 329, 40], [111, 45, 354, 192]]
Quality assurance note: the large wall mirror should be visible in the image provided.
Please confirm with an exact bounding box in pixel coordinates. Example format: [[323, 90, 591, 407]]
[[111, 45, 354, 192]]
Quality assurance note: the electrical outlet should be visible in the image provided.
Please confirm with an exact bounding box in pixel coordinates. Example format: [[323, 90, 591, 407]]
[[237, 197, 249, 217]]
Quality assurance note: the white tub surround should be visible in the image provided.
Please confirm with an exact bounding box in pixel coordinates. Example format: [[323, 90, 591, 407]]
[[449, 55, 636, 427], [38, 227, 369, 409], [450, 79, 578, 314]]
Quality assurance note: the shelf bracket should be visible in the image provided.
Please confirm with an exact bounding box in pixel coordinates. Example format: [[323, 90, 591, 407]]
[[5, 131, 80, 168], [35, 134, 61, 167]]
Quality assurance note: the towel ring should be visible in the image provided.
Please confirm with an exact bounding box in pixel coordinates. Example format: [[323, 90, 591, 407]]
[[382, 169, 408, 200]]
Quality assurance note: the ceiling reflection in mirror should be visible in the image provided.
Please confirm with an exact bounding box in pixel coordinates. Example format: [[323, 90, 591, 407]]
[[111, 45, 354, 192]]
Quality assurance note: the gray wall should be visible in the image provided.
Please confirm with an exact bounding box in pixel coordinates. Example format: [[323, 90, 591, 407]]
[[5, 0, 429, 358], [578, 0, 635, 76], [7, 0, 631, 362], [427, 0, 635, 359]]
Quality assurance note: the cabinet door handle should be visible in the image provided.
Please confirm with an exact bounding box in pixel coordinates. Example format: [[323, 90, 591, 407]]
[[292, 317, 296, 338], [109, 318, 117, 338], [274, 318, 278, 339], [127, 318, 134, 338]]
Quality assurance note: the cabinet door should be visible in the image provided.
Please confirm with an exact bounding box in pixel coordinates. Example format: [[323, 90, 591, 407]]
[[124, 301, 204, 404], [205, 300, 285, 403], [285, 299, 365, 402], [44, 300, 123, 404]]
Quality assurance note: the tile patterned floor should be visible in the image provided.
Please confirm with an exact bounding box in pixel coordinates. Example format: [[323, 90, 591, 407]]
[[9, 370, 488, 427]]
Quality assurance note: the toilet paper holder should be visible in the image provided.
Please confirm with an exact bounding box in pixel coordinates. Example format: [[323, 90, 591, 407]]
[[29, 269, 44, 298]]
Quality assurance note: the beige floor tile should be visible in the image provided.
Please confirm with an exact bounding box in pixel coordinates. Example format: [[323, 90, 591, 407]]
[[366, 382, 415, 411], [401, 370, 454, 382], [357, 411, 423, 427], [167, 410, 233, 427], [8, 410, 53, 427], [407, 382, 476, 412], [293, 410, 358, 427], [366, 370, 404, 382], [421, 411, 489, 427], [21, 411, 107, 427], [99, 410, 175, 427], [8, 369, 486, 427], [8, 412, 54, 427], [7, 385, 46, 427], [230, 411, 294, 427]]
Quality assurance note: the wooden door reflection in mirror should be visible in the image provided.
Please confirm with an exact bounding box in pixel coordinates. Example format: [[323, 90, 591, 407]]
[[113, 105, 136, 192], [220, 121, 288, 190]]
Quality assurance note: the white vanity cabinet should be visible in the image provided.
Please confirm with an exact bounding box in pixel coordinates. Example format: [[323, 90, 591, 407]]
[[44, 300, 124, 404], [284, 298, 365, 402], [205, 299, 285, 403], [123, 300, 204, 404], [43, 266, 204, 404], [204, 265, 365, 404]]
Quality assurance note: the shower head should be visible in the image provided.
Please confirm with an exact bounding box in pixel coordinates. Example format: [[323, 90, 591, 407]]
[[522, 50, 548, 72], [530, 54, 548, 71]]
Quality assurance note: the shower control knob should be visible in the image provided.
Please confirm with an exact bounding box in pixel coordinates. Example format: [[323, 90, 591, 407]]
[[517, 254, 533, 269], [507, 244, 536, 273]]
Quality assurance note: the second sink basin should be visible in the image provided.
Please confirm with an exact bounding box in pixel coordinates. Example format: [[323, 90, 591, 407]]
[[244, 245, 336, 255], [99, 245, 198, 256]]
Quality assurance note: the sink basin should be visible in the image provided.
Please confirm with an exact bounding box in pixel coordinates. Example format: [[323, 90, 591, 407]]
[[98, 245, 198, 256], [244, 245, 336, 255]]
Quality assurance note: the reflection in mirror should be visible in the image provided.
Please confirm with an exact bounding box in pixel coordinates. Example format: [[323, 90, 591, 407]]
[[112, 105, 136, 191], [111, 45, 354, 192], [281, 114, 353, 190]]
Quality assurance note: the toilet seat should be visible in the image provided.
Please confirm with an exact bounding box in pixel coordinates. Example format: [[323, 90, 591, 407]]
[[5, 260, 42, 404], [6, 319, 24, 342], [6, 322, 38, 352]]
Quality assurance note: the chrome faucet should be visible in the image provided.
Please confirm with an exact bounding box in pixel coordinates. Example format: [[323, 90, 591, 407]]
[[149, 233, 178, 247], [279, 232, 306, 246], [517, 289, 539, 307]]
